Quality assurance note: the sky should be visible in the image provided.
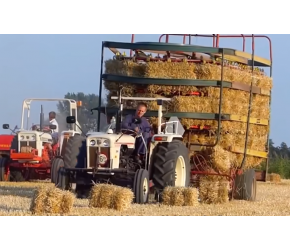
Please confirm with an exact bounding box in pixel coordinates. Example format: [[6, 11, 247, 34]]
[[0, 34, 286, 146]]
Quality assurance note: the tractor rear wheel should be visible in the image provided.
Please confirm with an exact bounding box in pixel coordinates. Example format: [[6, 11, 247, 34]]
[[0, 157, 10, 181], [233, 169, 257, 201], [151, 140, 191, 200], [51, 158, 64, 185], [133, 169, 149, 204]]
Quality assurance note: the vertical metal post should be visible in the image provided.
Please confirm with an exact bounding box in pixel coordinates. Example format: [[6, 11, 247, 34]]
[[265, 50, 273, 182], [241, 34, 255, 169], [97, 42, 104, 132]]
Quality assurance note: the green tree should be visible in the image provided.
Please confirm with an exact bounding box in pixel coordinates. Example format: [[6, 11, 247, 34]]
[[56, 92, 107, 134]]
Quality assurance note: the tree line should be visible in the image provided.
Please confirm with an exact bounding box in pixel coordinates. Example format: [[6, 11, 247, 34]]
[[55, 92, 288, 178]]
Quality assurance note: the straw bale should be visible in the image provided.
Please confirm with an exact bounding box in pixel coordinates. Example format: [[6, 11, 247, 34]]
[[267, 173, 281, 183], [199, 175, 230, 204], [88, 183, 134, 211], [199, 145, 232, 173], [183, 187, 199, 206], [111, 186, 134, 211], [161, 186, 199, 206], [195, 63, 272, 91], [30, 186, 47, 214], [30, 186, 75, 215], [61, 191, 75, 214]]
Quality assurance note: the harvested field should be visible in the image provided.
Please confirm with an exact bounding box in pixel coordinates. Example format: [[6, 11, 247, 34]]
[[0, 180, 290, 216]]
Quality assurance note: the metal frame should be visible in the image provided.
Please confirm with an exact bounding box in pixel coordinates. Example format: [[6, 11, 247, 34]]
[[20, 98, 79, 131], [97, 34, 273, 181]]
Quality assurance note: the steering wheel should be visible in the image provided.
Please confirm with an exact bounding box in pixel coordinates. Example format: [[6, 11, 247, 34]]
[[121, 128, 142, 138]]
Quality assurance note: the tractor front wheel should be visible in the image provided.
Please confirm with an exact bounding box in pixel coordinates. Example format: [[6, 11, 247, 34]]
[[133, 169, 149, 204], [51, 158, 64, 185], [56, 167, 70, 190], [0, 157, 10, 181]]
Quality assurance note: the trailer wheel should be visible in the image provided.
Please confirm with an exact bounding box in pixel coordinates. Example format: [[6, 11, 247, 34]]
[[233, 169, 257, 201], [51, 158, 64, 185], [0, 157, 10, 181], [56, 167, 69, 190], [151, 140, 191, 200], [133, 169, 149, 204]]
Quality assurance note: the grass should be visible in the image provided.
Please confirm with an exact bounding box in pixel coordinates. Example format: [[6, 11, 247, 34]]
[[0, 180, 289, 216]]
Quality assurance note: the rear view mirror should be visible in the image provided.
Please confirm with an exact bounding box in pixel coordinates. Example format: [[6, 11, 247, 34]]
[[49, 124, 57, 130], [2, 124, 9, 129], [66, 116, 76, 124]]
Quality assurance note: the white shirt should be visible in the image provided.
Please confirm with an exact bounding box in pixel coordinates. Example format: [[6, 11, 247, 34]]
[[49, 118, 59, 141], [49, 118, 59, 132]]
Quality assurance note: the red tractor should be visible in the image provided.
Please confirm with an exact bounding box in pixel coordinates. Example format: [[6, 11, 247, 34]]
[[0, 98, 82, 182]]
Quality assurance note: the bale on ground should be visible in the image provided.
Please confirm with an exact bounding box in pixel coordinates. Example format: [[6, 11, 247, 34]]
[[198, 175, 230, 204], [30, 186, 75, 215], [267, 173, 281, 183], [161, 186, 199, 206], [88, 183, 134, 211]]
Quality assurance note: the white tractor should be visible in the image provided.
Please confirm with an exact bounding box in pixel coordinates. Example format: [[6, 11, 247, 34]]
[[57, 95, 191, 203], [0, 98, 82, 182]]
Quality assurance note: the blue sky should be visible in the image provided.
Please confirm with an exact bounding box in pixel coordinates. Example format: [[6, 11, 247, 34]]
[[0, 34, 286, 146]]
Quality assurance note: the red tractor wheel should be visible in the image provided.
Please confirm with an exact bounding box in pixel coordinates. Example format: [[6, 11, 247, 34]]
[[0, 157, 10, 181]]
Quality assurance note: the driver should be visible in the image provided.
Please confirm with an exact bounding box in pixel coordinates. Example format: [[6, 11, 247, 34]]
[[47, 111, 59, 154], [121, 102, 151, 163]]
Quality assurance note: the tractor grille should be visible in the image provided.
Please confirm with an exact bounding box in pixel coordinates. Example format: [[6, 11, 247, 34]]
[[89, 147, 110, 168], [20, 141, 36, 150]]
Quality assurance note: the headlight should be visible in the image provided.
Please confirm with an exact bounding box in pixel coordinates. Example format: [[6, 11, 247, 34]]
[[31, 135, 36, 140], [20, 135, 24, 140], [90, 140, 96, 146], [103, 139, 110, 147]]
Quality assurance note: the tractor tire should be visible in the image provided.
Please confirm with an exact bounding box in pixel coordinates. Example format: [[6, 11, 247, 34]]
[[10, 136, 18, 152], [63, 134, 87, 197], [0, 157, 10, 181], [56, 167, 69, 190], [51, 158, 64, 185], [233, 169, 257, 201], [10, 170, 25, 182], [151, 140, 191, 196], [133, 169, 149, 204], [63, 134, 86, 169]]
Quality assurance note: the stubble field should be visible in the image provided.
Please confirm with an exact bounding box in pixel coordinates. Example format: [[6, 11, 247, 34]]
[[0, 180, 289, 216]]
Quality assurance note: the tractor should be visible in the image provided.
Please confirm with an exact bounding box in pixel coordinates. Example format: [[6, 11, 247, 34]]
[[0, 125, 19, 159], [56, 34, 272, 203], [56, 95, 189, 202], [0, 98, 82, 182]]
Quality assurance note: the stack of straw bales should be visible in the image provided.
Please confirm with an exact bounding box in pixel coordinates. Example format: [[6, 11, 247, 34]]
[[88, 183, 134, 211], [104, 58, 272, 171], [161, 186, 199, 206], [30, 186, 75, 215]]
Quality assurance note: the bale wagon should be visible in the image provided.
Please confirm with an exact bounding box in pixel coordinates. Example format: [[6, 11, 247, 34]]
[[0, 98, 82, 182], [57, 34, 272, 204]]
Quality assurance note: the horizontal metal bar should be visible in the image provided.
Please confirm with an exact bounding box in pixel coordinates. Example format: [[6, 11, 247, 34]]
[[103, 41, 271, 67], [102, 74, 232, 87], [103, 41, 225, 54], [99, 107, 269, 126], [103, 75, 270, 96], [111, 96, 172, 101], [229, 146, 268, 158]]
